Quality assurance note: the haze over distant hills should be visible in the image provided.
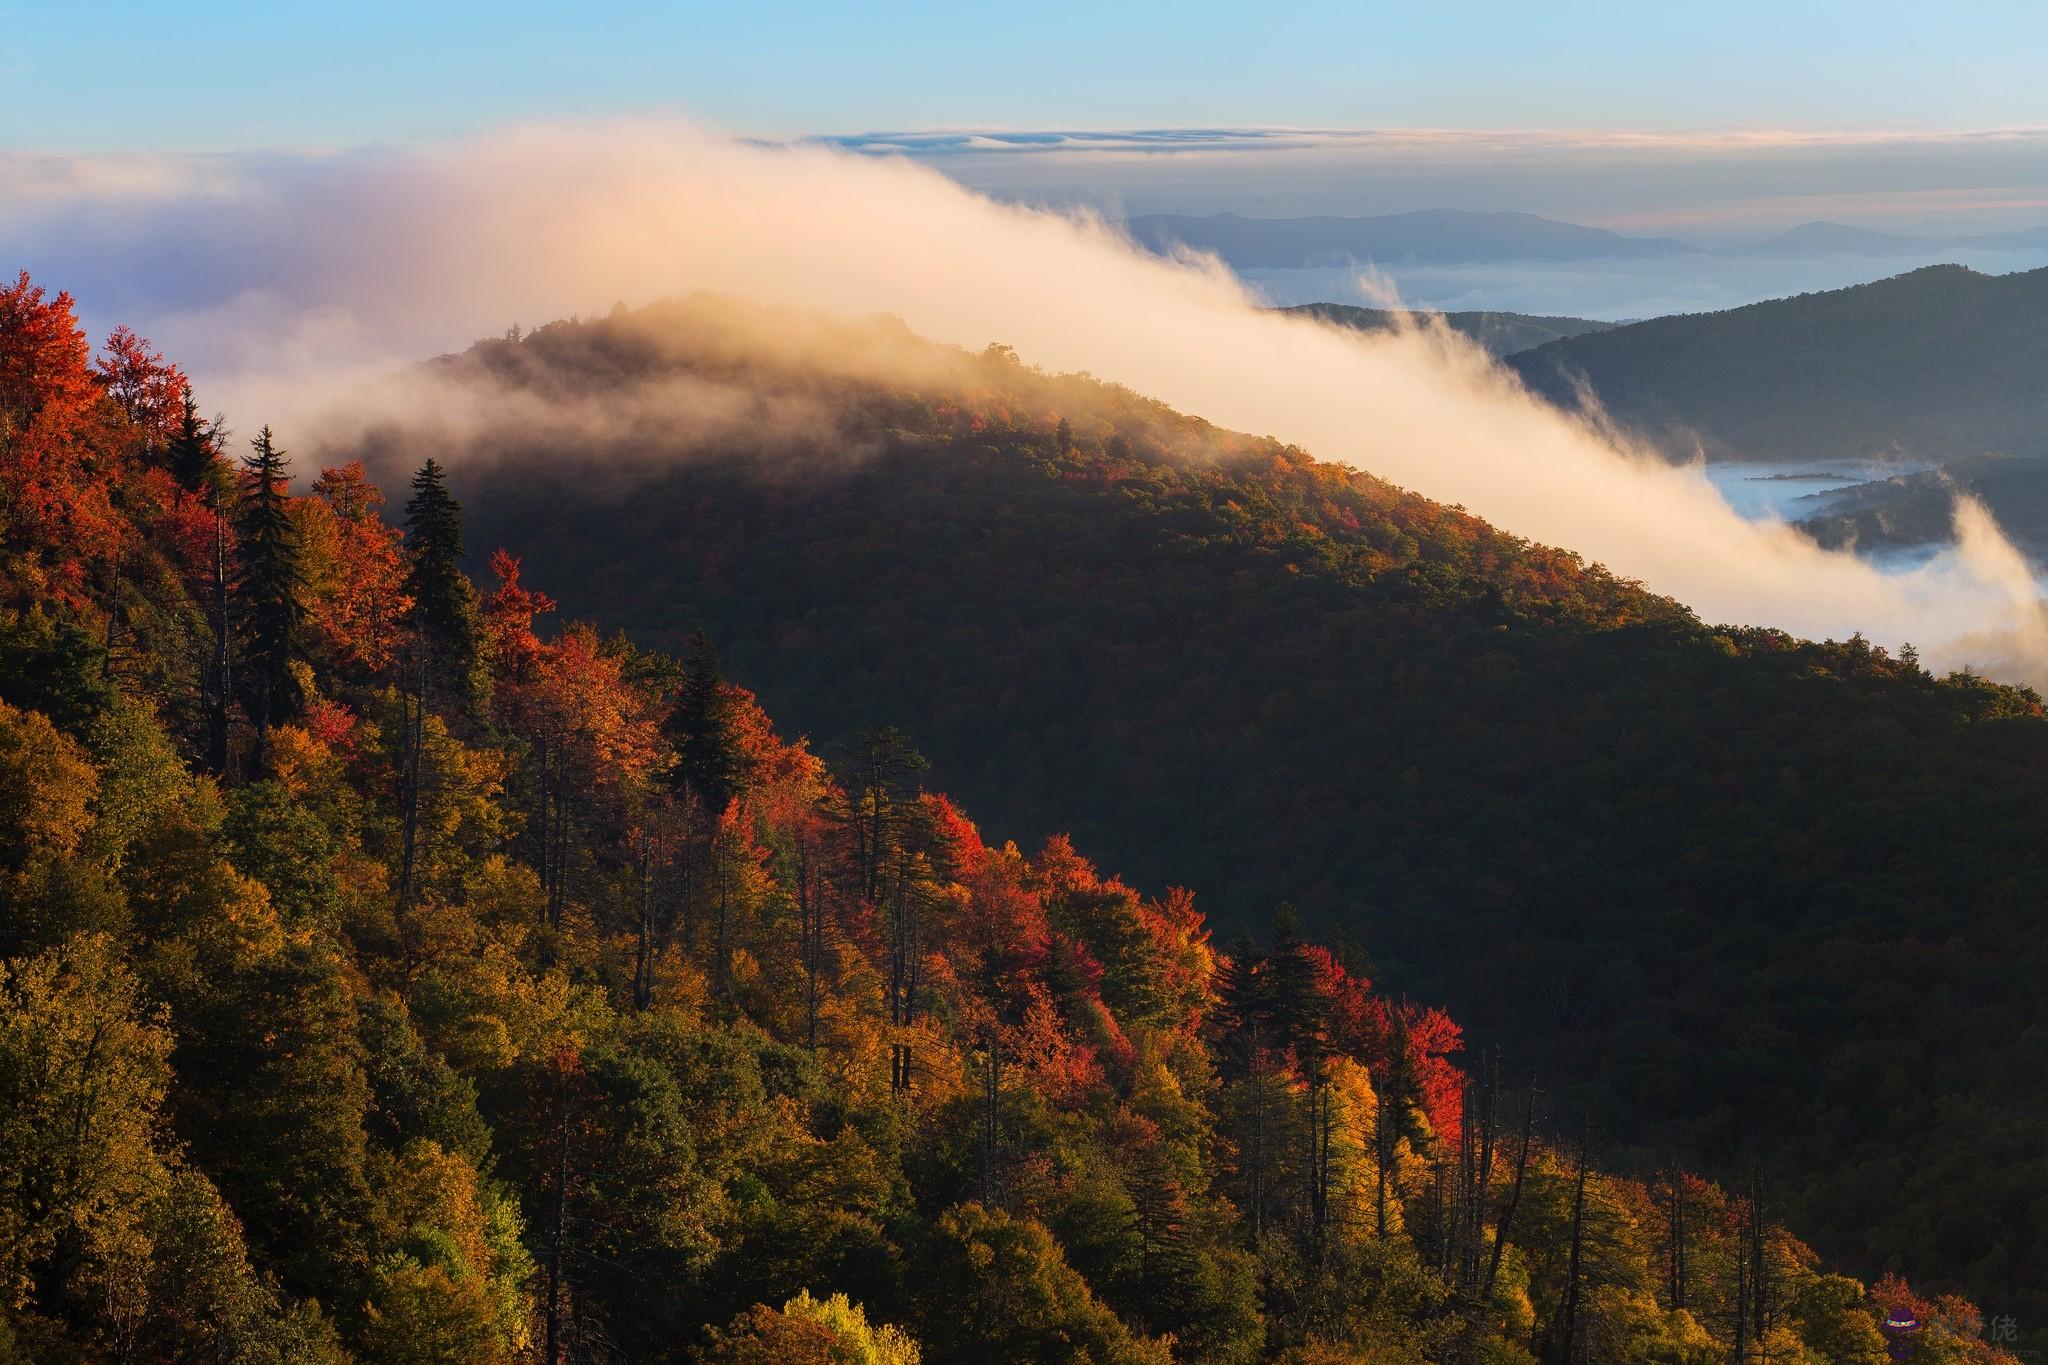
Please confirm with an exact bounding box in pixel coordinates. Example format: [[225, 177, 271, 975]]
[[1122, 208, 2048, 319], [1124, 208, 2048, 271], [1747, 219, 2048, 257], [1506, 263, 2048, 467], [1122, 208, 1700, 267]]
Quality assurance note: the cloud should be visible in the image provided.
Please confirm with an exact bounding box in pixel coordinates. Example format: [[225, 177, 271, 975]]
[[809, 126, 2048, 159], [0, 150, 256, 205], [6, 117, 2045, 682], [785, 125, 2048, 248]]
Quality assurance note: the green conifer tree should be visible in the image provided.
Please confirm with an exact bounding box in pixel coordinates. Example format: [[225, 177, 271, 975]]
[[666, 630, 749, 812], [232, 426, 303, 748], [400, 459, 484, 709], [167, 386, 222, 496]]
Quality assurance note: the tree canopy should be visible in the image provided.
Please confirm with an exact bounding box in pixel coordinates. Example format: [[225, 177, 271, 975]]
[[0, 275, 2028, 1362]]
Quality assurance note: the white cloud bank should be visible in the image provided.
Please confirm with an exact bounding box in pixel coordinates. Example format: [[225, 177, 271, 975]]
[[805, 125, 2048, 246], [6, 119, 2044, 680]]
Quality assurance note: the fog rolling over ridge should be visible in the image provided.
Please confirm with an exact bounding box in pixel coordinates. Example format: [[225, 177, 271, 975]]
[[15, 119, 2048, 679]]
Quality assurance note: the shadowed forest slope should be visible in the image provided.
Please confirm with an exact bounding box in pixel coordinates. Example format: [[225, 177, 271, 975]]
[[345, 298, 2048, 1337], [8, 270, 2021, 1361]]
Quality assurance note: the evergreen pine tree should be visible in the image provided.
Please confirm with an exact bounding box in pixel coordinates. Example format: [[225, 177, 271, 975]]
[[394, 458, 484, 909], [168, 386, 221, 495], [401, 458, 483, 707], [232, 425, 303, 745], [841, 724, 930, 904], [1259, 904, 1329, 1060], [666, 629, 749, 812]]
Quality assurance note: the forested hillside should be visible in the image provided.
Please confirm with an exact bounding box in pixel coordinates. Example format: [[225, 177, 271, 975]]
[[0, 270, 2027, 1362], [1507, 264, 2048, 465], [1797, 451, 2048, 555], [347, 295, 2048, 1348]]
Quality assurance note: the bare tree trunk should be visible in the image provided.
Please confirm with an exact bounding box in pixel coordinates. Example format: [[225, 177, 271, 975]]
[[1468, 1054, 1499, 1291], [632, 832, 654, 1010], [1306, 1065, 1332, 1255], [867, 780, 886, 904], [1749, 1169, 1770, 1357], [1248, 1051, 1267, 1246], [397, 651, 426, 912], [979, 1039, 1002, 1208], [547, 758, 572, 931], [888, 858, 916, 1097], [679, 819, 698, 950], [206, 509, 232, 776], [1552, 1120, 1589, 1365], [797, 846, 823, 1052], [1667, 1164, 1688, 1311], [713, 837, 731, 1002], [546, 1065, 570, 1365], [1734, 1245, 1749, 1365], [531, 738, 550, 915], [1482, 1075, 1536, 1302], [1374, 1088, 1392, 1240]]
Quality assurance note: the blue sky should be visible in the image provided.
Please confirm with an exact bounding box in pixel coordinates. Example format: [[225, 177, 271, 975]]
[[3, 1, 2043, 152]]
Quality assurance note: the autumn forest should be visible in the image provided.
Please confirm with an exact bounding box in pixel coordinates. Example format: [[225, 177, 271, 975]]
[[0, 270, 2029, 1365]]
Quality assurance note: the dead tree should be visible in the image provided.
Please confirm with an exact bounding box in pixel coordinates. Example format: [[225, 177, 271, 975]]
[[1465, 1051, 1501, 1291], [794, 838, 828, 1052], [1304, 1061, 1335, 1254], [204, 498, 232, 776], [1665, 1161, 1688, 1312], [1481, 1075, 1537, 1301], [978, 1035, 1004, 1208], [1748, 1168, 1772, 1356], [1550, 1119, 1590, 1365]]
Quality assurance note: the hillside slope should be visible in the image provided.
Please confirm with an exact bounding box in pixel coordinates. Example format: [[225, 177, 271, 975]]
[[1508, 264, 2048, 465], [352, 297, 2048, 1335], [1797, 452, 2048, 555], [7, 269, 2008, 1362]]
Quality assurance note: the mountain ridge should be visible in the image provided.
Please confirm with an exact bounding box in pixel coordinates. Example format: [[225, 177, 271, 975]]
[[1506, 263, 2048, 465], [1747, 218, 2048, 257]]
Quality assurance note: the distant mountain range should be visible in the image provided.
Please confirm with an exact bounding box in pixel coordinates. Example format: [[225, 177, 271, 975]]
[[1275, 303, 1616, 356], [1506, 263, 2048, 468], [1123, 209, 2048, 276], [1122, 208, 1700, 267], [1206, 209, 2048, 553], [1745, 219, 2048, 258]]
